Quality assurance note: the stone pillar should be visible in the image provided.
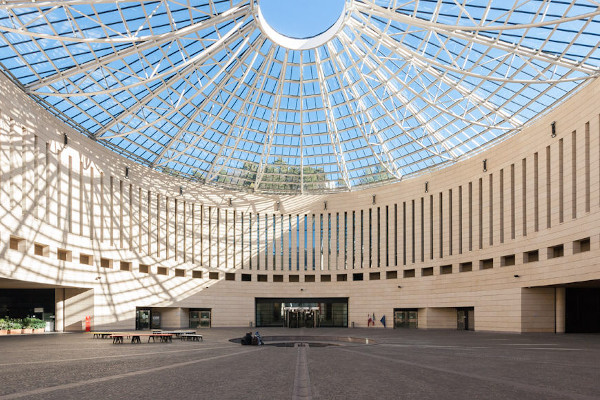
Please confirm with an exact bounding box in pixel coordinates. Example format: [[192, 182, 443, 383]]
[[555, 287, 566, 333]]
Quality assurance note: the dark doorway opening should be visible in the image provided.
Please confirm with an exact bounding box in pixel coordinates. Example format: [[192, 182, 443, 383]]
[[0, 289, 55, 320], [566, 288, 600, 333], [457, 307, 474, 330]]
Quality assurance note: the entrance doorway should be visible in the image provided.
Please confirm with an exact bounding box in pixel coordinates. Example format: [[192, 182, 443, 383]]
[[255, 298, 348, 327], [457, 307, 474, 330], [189, 309, 211, 328], [284, 307, 320, 328], [566, 288, 600, 333], [136, 308, 161, 330], [393, 309, 418, 328]]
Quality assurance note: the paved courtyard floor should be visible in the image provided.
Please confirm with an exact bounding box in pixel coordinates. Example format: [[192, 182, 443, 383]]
[[0, 328, 599, 399]]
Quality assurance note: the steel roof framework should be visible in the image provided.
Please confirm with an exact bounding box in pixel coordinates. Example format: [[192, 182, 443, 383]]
[[0, 0, 598, 193]]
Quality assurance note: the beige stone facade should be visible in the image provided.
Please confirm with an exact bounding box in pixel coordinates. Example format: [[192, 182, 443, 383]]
[[0, 72, 599, 332]]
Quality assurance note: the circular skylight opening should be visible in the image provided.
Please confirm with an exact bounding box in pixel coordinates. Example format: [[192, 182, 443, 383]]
[[257, 0, 348, 50]]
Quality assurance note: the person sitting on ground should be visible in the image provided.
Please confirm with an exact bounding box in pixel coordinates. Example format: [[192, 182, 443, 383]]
[[241, 331, 253, 345]]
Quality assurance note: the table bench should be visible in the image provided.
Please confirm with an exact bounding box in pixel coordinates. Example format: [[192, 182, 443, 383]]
[[91, 332, 114, 339], [110, 333, 173, 344], [179, 334, 203, 342]]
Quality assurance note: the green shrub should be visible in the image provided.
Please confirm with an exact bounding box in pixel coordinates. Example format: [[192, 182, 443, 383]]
[[7, 318, 22, 330], [0, 318, 8, 330], [21, 317, 45, 329]]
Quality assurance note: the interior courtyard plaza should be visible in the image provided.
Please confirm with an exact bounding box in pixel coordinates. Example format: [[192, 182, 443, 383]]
[[0, 1, 600, 397]]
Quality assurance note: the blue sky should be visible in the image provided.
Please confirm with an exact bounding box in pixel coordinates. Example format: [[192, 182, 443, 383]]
[[260, 0, 346, 38]]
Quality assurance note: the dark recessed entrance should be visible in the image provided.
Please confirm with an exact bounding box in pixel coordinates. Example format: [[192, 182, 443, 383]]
[[0, 289, 55, 320], [566, 288, 600, 333], [255, 298, 348, 328]]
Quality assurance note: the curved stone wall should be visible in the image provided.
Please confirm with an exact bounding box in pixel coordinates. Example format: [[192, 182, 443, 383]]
[[0, 71, 599, 332]]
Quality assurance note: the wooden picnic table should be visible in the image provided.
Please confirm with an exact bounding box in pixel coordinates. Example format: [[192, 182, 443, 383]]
[[179, 334, 203, 342], [110, 333, 173, 344], [152, 330, 196, 337], [90, 332, 114, 339]]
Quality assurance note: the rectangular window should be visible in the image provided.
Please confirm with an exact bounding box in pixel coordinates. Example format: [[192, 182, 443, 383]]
[[501, 255, 515, 267], [468, 182, 473, 251], [572, 131, 577, 219], [524, 250, 539, 263], [394, 204, 398, 266], [546, 146, 551, 228], [385, 205, 389, 267], [402, 202, 406, 265], [412, 200, 416, 263], [510, 164, 515, 240], [420, 198, 424, 262], [368, 208, 372, 268], [304, 214, 308, 270], [488, 174, 493, 246], [440, 264, 452, 275], [289, 215, 293, 270], [448, 190, 453, 256], [479, 178, 483, 249], [352, 211, 356, 268], [360, 210, 364, 268], [585, 122, 590, 213], [458, 186, 463, 254]]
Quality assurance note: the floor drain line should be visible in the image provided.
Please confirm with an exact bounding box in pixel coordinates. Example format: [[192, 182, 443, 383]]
[[292, 343, 312, 400]]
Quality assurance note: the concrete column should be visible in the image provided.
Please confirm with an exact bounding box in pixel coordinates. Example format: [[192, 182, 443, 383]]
[[54, 288, 65, 332], [555, 287, 566, 333]]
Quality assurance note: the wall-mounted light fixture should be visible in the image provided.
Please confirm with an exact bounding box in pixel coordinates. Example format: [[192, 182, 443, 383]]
[[179, 186, 183, 196], [63, 133, 68, 146], [397, 285, 402, 288], [483, 159, 487, 172], [372, 194, 376, 205], [228, 198, 233, 207], [125, 166, 129, 179], [324, 201, 328, 210], [513, 274, 520, 278], [275, 201, 280, 211], [425, 181, 429, 193], [551, 121, 556, 138]]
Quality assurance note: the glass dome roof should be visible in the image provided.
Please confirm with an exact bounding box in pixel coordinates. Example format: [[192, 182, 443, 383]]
[[0, 0, 599, 193]]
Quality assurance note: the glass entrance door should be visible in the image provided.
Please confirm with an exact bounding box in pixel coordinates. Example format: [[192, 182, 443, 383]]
[[394, 309, 418, 328], [189, 309, 211, 328], [136, 309, 150, 330], [199, 311, 211, 328], [284, 307, 320, 328]]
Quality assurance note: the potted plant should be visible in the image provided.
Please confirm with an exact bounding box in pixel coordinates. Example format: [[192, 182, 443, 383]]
[[8, 318, 22, 334], [30, 318, 46, 334], [21, 317, 33, 334], [0, 318, 8, 335]]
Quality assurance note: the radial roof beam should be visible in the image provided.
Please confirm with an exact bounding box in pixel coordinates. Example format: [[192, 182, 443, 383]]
[[326, 41, 403, 181], [356, 1, 600, 77], [95, 19, 254, 139], [348, 16, 523, 129], [151, 35, 264, 169], [254, 49, 288, 191], [24, 3, 251, 91], [206, 44, 277, 183], [339, 29, 458, 161], [314, 49, 352, 190]]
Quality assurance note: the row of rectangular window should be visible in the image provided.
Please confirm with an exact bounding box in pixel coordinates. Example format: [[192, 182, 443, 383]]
[[2, 119, 596, 271]]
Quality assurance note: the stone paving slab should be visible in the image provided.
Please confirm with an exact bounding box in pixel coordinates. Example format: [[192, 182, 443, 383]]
[[1, 328, 599, 399]]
